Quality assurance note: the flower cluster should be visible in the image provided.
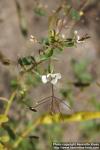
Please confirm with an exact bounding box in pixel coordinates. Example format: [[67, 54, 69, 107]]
[[41, 73, 61, 85]]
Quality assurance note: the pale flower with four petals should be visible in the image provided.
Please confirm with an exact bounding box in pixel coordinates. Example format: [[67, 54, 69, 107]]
[[41, 73, 61, 85]]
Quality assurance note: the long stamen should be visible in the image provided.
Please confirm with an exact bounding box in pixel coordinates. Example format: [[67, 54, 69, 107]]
[[54, 96, 71, 110], [55, 98, 64, 120], [55, 98, 61, 113], [32, 98, 50, 108], [36, 96, 51, 103], [50, 84, 55, 113]]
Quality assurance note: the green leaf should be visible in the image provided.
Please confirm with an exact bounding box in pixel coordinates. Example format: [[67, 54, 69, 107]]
[[0, 115, 8, 124], [3, 125, 16, 140], [45, 48, 53, 58], [38, 55, 49, 61], [18, 56, 35, 66], [41, 38, 50, 46], [70, 8, 80, 20], [34, 7, 46, 16], [22, 57, 32, 65]]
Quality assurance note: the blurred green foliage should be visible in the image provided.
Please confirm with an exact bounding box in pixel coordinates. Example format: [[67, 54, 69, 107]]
[[70, 8, 80, 20], [71, 59, 93, 84], [60, 87, 74, 107], [80, 120, 100, 140], [34, 7, 46, 17]]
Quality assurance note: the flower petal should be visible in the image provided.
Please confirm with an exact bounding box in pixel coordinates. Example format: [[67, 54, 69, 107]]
[[51, 78, 58, 85], [56, 73, 61, 79], [41, 75, 48, 83]]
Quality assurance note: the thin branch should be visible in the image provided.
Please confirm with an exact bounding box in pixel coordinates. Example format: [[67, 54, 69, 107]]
[[0, 97, 8, 102]]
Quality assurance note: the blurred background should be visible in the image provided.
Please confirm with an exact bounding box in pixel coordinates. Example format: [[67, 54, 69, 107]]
[[0, 0, 100, 150]]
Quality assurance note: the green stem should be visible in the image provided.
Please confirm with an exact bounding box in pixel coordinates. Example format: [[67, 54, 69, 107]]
[[13, 118, 40, 148], [4, 91, 16, 116]]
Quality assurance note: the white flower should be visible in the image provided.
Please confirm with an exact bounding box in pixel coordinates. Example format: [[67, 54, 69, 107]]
[[41, 73, 61, 85], [30, 35, 37, 43], [41, 75, 48, 84]]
